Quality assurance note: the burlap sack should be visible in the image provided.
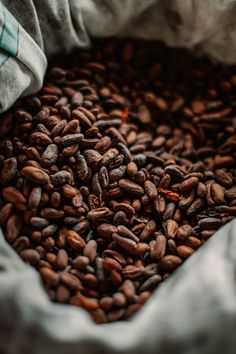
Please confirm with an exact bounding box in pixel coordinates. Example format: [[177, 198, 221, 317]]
[[0, 1, 236, 353]]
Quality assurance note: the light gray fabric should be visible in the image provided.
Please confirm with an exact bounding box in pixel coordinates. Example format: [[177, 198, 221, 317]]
[[1, 1, 236, 111], [0, 221, 236, 354]]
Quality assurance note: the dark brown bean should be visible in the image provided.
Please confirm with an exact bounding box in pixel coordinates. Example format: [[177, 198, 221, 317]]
[[150, 234, 166, 260], [140, 220, 156, 241], [198, 217, 222, 229], [66, 230, 86, 250], [112, 233, 137, 252], [60, 272, 82, 290], [41, 144, 58, 167], [20, 249, 40, 265], [0, 203, 14, 225], [144, 180, 157, 200], [41, 208, 64, 219], [211, 183, 225, 204], [176, 224, 193, 240], [160, 255, 183, 271], [83, 240, 97, 263], [6, 214, 22, 243], [97, 223, 117, 238], [225, 186, 236, 200], [84, 149, 103, 167], [22, 166, 50, 185], [186, 198, 205, 217], [61, 133, 83, 146], [70, 294, 99, 310], [55, 249, 68, 270], [76, 155, 89, 181], [30, 217, 50, 228], [176, 245, 194, 259], [178, 177, 199, 192], [165, 219, 178, 238], [118, 179, 144, 196], [2, 187, 26, 205], [51, 171, 72, 186], [28, 187, 42, 211], [0, 157, 17, 185], [39, 267, 60, 286], [139, 274, 162, 292]]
